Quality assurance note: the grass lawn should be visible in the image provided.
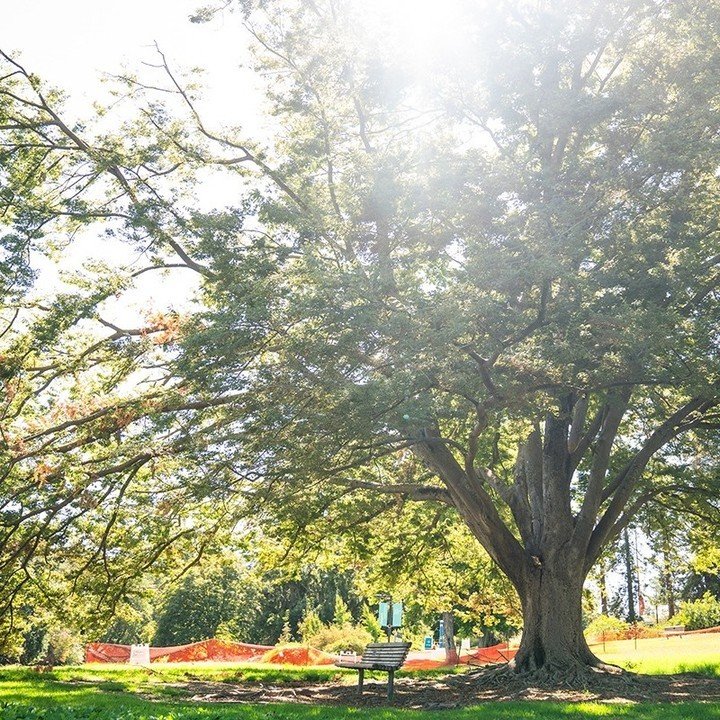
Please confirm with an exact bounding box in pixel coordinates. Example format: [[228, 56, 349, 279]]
[[1, 680, 719, 720], [1, 634, 719, 719], [593, 633, 720, 676]]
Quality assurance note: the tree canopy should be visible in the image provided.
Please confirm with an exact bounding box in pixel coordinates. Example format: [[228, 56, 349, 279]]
[[1, 0, 719, 678]]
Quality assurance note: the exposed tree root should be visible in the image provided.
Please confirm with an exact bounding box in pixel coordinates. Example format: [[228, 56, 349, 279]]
[[462, 660, 637, 692]]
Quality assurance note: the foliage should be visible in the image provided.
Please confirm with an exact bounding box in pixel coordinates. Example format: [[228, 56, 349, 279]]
[[40, 627, 84, 666], [146, 0, 720, 669], [670, 593, 720, 631], [684, 521, 720, 601], [277, 611, 293, 644], [361, 604, 383, 642], [298, 607, 324, 642], [346, 504, 522, 641], [305, 623, 372, 654], [153, 556, 258, 646], [0, 50, 244, 640], [241, 566, 366, 645], [584, 615, 630, 642], [332, 595, 353, 627], [2, 0, 720, 674]]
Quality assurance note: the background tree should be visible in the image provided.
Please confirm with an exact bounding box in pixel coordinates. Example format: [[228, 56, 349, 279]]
[[153, 555, 258, 646]]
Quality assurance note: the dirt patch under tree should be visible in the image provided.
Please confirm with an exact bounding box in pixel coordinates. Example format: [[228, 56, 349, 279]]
[[143, 667, 720, 709]]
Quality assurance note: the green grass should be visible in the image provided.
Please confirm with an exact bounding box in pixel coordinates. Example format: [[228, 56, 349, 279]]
[[1, 679, 720, 720], [2, 634, 720, 719], [593, 633, 720, 676], [0, 661, 349, 684]]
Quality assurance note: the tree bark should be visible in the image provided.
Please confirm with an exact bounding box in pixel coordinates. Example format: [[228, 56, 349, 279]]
[[442, 611, 459, 665], [412, 396, 715, 677], [662, 530, 676, 617], [512, 558, 601, 674], [599, 560, 609, 616]]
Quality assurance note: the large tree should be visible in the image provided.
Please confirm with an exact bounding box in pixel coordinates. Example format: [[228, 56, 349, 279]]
[[154, 0, 720, 679], [0, 50, 243, 641], [3, 0, 720, 680]]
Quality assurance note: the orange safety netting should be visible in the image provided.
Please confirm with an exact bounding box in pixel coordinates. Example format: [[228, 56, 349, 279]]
[[261, 645, 335, 666], [85, 638, 273, 664], [465, 642, 517, 664], [86, 638, 517, 667], [402, 642, 517, 670]]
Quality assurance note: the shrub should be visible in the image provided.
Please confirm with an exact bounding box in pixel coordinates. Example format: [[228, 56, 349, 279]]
[[670, 593, 720, 631], [584, 614, 629, 641], [298, 608, 324, 642], [43, 626, 84, 665], [307, 623, 372, 654]]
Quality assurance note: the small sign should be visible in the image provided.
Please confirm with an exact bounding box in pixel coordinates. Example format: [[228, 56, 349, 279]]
[[129, 644, 150, 665], [378, 601, 403, 629], [378, 602, 390, 627], [424, 636, 433, 650], [391, 602, 403, 628]]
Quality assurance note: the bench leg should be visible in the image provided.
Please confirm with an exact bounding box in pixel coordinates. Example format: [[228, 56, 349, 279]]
[[388, 669, 394, 701], [358, 668, 364, 694]]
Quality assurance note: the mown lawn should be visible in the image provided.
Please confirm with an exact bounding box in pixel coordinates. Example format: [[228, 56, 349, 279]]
[[1, 680, 720, 720], [593, 633, 720, 676], [2, 634, 720, 719]]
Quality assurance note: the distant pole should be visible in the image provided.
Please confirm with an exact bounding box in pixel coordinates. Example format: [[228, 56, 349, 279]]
[[624, 529, 636, 623], [634, 526, 642, 621]]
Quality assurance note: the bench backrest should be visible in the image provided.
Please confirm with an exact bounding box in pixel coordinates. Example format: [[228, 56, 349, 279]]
[[360, 642, 411, 667], [664, 625, 685, 632]]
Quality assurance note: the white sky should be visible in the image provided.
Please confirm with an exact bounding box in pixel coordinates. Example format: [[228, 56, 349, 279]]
[[2, 0, 260, 126], [1, 0, 465, 322]]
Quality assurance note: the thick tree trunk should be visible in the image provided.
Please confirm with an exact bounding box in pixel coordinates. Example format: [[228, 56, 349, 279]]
[[513, 562, 601, 674], [662, 533, 676, 617], [412, 396, 717, 678]]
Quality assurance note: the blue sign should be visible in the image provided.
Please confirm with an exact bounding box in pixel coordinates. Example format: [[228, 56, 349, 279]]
[[378, 602, 389, 627], [378, 601, 403, 628], [391, 602, 403, 627]]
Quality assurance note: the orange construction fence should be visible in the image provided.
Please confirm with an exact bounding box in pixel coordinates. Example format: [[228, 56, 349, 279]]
[[85, 638, 273, 664], [403, 642, 516, 670], [86, 637, 516, 667]]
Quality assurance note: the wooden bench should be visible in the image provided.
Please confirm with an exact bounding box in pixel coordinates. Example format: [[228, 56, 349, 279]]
[[664, 625, 685, 637], [335, 642, 411, 700]]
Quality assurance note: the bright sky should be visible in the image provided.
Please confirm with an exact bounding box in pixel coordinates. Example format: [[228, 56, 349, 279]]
[[2, 0, 260, 127], [1, 0, 468, 321], [2, 0, 463, 121]]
